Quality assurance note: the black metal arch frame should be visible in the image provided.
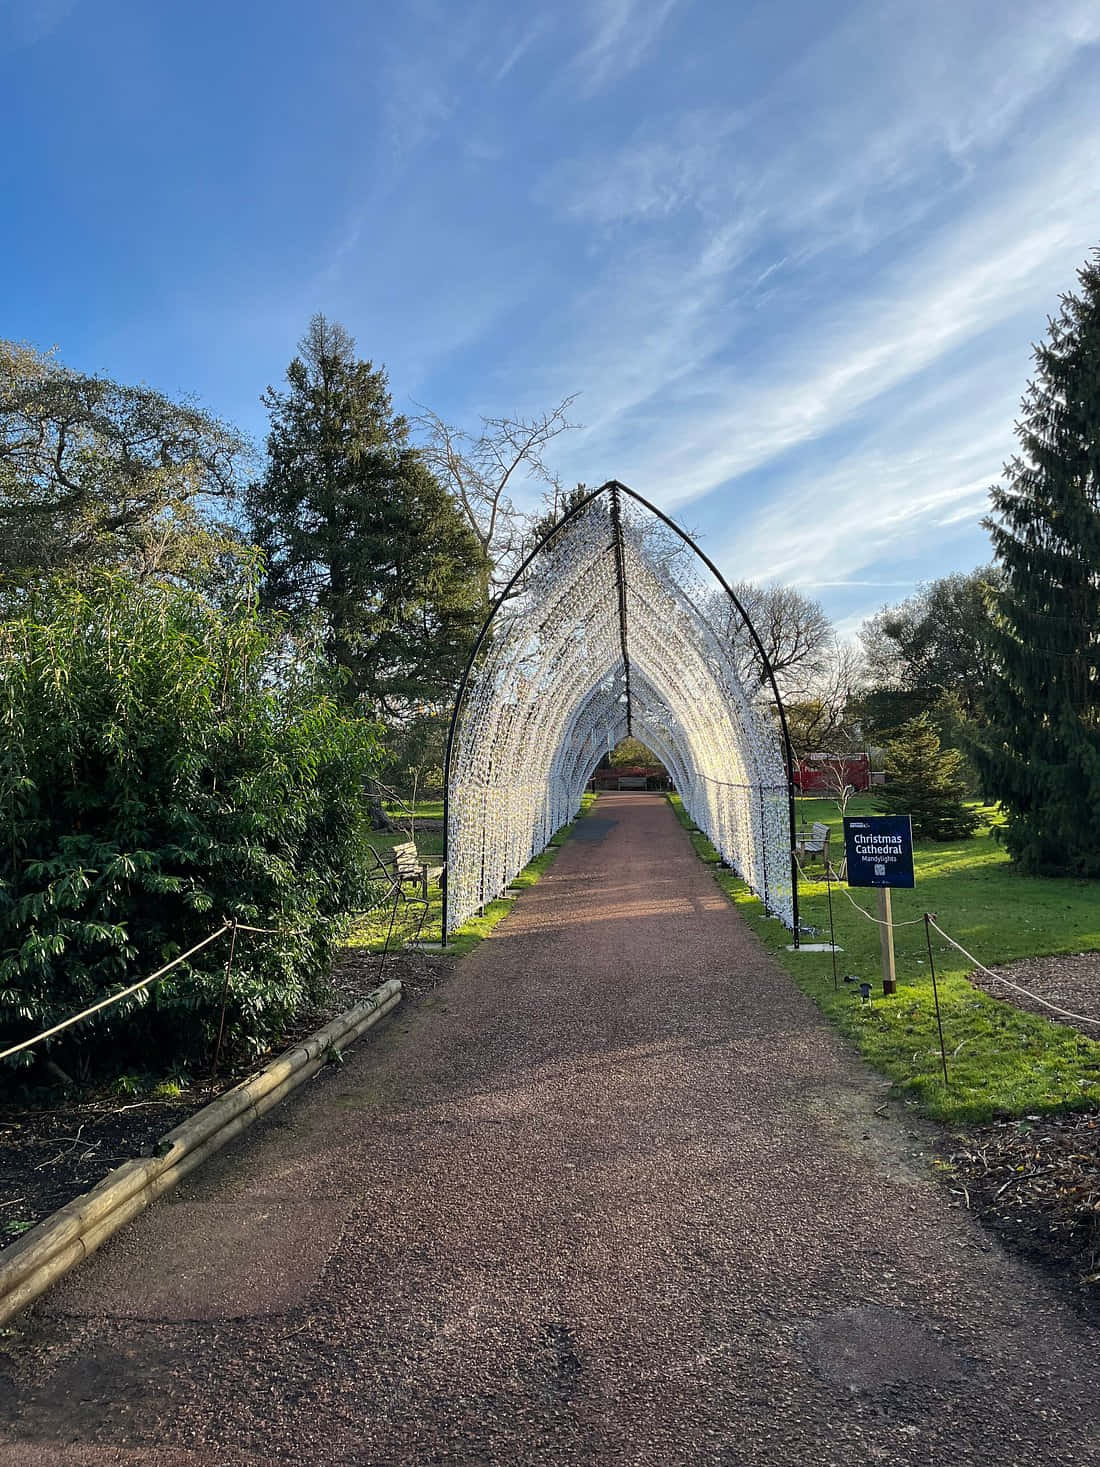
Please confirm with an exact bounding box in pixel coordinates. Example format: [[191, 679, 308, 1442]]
[[442, 479, 800, 942]]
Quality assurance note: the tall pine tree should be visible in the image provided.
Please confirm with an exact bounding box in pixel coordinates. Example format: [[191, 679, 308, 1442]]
[[247, 316, 483, 718], [973, 250, 1100, 876]]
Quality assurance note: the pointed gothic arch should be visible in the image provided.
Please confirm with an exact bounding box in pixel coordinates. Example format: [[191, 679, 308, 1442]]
[[442, 480, 799, 941]]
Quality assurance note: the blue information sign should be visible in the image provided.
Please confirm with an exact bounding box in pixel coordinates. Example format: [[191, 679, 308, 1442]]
[[843, 816, 915, 889]]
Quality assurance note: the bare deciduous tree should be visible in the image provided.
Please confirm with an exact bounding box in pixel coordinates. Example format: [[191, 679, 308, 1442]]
[[730, 581, 832, 695], [820, 758, 857, 814], [414, 395, 579, 604], [710, 580, 832, 699], [784, 637, 865, 757]]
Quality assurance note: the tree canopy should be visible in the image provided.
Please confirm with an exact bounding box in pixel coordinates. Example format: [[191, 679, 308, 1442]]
[[0, 340, 248, 597], [859, 568, 1000, 721], [246, 316, 483, 718]]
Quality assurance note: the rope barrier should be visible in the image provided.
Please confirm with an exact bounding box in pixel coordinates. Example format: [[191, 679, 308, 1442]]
[[0, 923, 231, 1064], [926, 917, 1100, 1028], [797, 854, 1099, 1029], [0, 852, 440, 1067], [833, 879, 925, 928], [793, 850, 924, 926]]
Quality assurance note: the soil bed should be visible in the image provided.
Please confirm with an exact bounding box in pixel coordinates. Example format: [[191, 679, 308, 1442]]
[[0, 946, 448, 1251], [940, 1108, 1100, 1322]]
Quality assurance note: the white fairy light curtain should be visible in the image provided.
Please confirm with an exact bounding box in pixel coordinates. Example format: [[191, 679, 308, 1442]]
[[443, 482, 796, 937]]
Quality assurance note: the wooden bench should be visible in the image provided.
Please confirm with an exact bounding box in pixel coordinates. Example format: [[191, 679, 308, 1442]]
[[390, 841, 445, 900], [795, 821, 830, 865], [616, 774, 648, 790]]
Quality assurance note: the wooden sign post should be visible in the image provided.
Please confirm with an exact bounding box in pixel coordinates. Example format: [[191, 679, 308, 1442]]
[[877, 887, 897, 996]]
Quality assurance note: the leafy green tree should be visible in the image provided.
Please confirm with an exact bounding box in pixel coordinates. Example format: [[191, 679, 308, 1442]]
[[972, 252, 1100, 876], [0, 340, 248, 599], [859, 568, 1000, 722], [849, 685, 941, 744], [247, 316, 483, 717], [874, 714, 978, 841], [848, 685, 974, 768], [608, 737, 663, 768], [0, 572, 386, 1088]]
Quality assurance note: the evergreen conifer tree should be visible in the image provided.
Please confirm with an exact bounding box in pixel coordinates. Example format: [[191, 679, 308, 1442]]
[[874, 714, 978, 840], [972, 251, 1100, 875], [247, 316, 483, 718]]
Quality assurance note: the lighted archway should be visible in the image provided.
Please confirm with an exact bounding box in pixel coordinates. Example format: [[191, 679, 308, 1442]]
[[443, 481, 799, 939]]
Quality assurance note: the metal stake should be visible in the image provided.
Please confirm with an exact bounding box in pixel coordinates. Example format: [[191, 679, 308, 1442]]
[[209, 918, 239, 1088], [924, 912, 950, 1088], [825, 858, 838, 990], [878, 886, 897, 995]]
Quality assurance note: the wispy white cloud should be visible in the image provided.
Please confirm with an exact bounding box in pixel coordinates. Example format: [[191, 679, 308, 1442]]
[[0, 0, 78, 51], [802, 581, 920, 590], [313, 0, 1098, 632], [494, 16, 548, 81], [535, 109, 743, 228], [521, 0, 1100, 619], [721, 435, 1002, 590], [571, 0, 681, 95]]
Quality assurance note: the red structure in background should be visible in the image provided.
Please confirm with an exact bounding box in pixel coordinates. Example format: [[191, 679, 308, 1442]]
[[591, 755, 871, 794], [792, 752, 871, 794]]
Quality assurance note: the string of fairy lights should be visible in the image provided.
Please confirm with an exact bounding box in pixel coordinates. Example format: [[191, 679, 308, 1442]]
[[444, 484, 795, 937]]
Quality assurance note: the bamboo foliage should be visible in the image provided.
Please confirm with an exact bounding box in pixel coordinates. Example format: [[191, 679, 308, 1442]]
[[0, 571, 386, 1083]]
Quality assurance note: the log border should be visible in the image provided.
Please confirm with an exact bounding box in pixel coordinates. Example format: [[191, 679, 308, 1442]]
[[0, 978, 402, 1326]]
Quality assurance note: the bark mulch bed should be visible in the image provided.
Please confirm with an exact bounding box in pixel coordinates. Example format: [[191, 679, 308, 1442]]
[[0, 946, 450, 1254], [940, 1109, 1099, 1321], [966, 949, 1100, 1040], [942, 949, 1100, 1321]]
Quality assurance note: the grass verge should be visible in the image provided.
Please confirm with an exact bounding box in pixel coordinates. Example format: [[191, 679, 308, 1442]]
[[669, 792, 1100, 1124], [347, 793, 598, 958], [383, 799, 444, 821]]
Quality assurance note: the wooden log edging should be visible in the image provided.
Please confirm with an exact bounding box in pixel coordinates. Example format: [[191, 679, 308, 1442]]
[[0, 978, 402, 1327]]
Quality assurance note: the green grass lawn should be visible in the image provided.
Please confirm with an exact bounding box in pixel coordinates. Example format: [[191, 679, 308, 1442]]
[[362, 828, 445, 861], [670, 793, 1100, 1123], [383, 798, 444, 820], [347, 793, 597, 958]]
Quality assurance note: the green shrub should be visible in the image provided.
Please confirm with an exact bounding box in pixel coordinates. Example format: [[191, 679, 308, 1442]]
[[0, 573, 386, 1087]]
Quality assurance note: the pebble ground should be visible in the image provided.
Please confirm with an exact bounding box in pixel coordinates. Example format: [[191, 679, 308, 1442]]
[[1, 793, 1096, 1466]]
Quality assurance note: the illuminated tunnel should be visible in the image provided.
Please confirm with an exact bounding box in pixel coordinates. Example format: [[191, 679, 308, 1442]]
[[443, 481, 798, 939]]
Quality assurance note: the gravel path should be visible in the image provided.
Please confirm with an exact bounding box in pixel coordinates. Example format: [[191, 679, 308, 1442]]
[[1, 793, 1097, 1466]]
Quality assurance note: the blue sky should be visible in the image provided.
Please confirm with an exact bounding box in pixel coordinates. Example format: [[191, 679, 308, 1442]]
[[4, 0, 1099, 635]]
